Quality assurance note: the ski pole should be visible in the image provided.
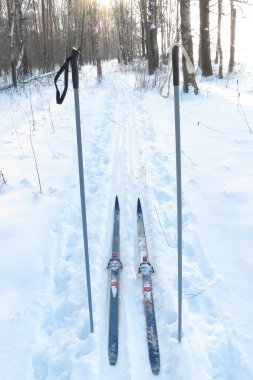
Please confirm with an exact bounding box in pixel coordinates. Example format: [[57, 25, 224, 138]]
[[54, 49, 94, 333], [54, 48, 94, 332], [71, 48, 94, 333], [172, 44, 182, 343]]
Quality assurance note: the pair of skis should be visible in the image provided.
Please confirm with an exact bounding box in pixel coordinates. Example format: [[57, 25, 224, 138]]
[[107, 196, 160, 375]]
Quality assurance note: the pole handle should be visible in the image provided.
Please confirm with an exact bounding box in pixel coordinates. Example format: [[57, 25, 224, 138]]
[[54, 56, 71, 104], [71, 48, 80, 89], [172, 45, 179, 87]]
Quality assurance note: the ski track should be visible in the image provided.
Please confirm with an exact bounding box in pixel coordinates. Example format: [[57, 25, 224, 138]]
[[1, 64, 253, 379], [97, 69, 148, 380]]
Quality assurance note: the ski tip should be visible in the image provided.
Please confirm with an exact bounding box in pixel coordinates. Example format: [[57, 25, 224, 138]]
[[137, 198, 142, 214], [115, 195, 119, 211]]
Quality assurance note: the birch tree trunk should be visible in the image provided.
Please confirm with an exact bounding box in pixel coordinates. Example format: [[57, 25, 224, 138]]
[[119, 0, 127, 64], [32, 0, 42, 71], [228, 0, 236, 73], [180, 0, 198, 93], [7, 0, 17, 86], [215, 0, 223, 78], [16, 0, 31, 78]]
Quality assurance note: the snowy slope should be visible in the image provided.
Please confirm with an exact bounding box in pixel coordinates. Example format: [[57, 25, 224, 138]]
[[0, 61, 253, 380]]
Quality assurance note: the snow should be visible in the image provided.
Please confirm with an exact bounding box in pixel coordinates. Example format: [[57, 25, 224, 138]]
[[1, 58, 253, 380]]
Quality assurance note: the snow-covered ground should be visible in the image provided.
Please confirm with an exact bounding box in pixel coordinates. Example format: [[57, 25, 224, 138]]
[[1, 58, 253, 380]]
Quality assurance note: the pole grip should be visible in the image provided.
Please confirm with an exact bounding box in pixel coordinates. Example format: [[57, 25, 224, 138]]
[[172, 45, 179, 86], [71, 48, 80, 89]]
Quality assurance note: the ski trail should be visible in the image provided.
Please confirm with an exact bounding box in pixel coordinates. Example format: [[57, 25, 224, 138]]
[[97, 68, 158, 379], [96, 72, 131, 380], [114, 79, 145, 379], [113, 72, 160, 379]]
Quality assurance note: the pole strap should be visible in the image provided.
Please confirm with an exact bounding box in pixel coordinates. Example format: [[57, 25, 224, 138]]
[[54, 56, 72, 104], [159, 42, 195, 98]]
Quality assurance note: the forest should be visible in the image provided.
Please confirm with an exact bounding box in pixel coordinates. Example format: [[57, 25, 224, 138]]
[[1, 1, 253, 380], [0, 0, 252, 90]]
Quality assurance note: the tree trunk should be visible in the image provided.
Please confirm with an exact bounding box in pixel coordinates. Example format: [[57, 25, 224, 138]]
[[228, 0, 236, 73], [66, 0, 72, 58], [80, 5, 86, 65], [148, 0, 159, 74], [7, 0, 17, 86], [93, 0, 102, 83], [48, 0, 54, 69], [180, 0, 198, 93], [41, 0, 48, 72], [141, 19, 146, 58], [16, 0, 30, 78], [119, 1, 127, 64], [199, 0, 213, 77], [215, 0, 223, 78], [32, 0, 42, 71], [140, 0, 159, 75]]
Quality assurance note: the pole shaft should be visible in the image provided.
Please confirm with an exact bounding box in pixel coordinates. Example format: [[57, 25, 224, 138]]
[[174, 85, 182, 342], [74, 88, 94, 333], [172, 45, 182, 343]]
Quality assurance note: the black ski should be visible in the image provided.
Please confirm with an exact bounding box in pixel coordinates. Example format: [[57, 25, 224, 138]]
[[107, 196, 122, 365], [137, 198, 160, 375]]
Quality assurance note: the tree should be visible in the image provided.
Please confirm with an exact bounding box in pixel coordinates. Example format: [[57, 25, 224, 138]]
[[40, 0, 45, 69], [228, 0, 236, 73], [16, 0, 31, 77], [65, 0, 73, 58], [215, 0, 223, 78], [93, 0, 102, 82], [199, 0, 213, 77], [140, 0, 159, 75], [180, 0, 198, 93], [6, 0, 18, 86]]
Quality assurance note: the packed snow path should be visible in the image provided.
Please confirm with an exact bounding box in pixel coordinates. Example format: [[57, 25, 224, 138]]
[[0, 63, 253, 380]]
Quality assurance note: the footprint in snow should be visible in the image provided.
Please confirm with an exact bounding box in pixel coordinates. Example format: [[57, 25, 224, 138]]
[[77, 321, 90, 341], [19, 178, 34, 189], [88, 184, 98, 195], [66, 233, 79, 249], [75, 334, 96, 358], [154, 189, 171, 203], [183, 241, 197, 259], [208, 334, 252, 380], [54, 300, 79, 328], [54, 268, 71, 294], [32, 353, 48, 380]]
